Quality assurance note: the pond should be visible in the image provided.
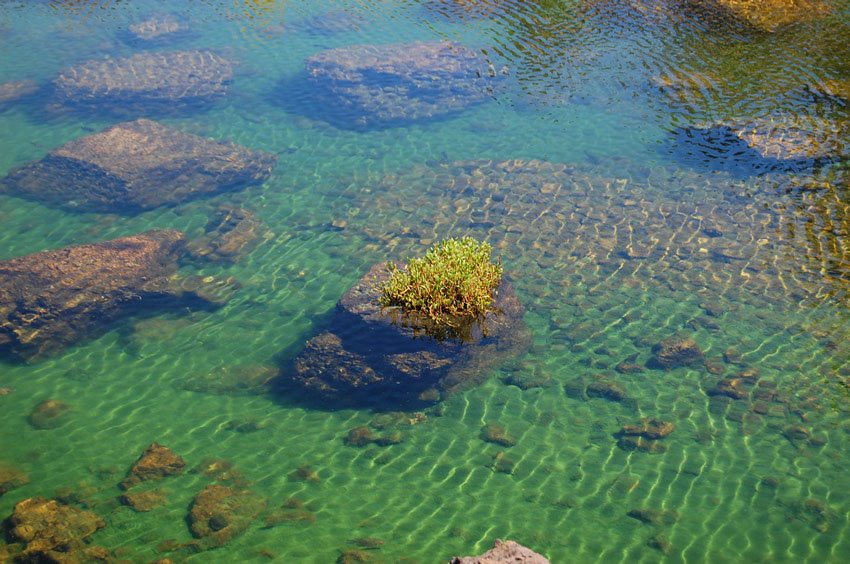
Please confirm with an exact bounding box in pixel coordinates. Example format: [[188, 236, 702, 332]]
[[0, 0, 849, 562]]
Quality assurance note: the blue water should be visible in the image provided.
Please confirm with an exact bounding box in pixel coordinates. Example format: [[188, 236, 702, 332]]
[[1, 1, 850, 562]]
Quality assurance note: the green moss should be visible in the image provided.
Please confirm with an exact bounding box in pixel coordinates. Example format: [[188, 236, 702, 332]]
[[379, 237, 502, 331]]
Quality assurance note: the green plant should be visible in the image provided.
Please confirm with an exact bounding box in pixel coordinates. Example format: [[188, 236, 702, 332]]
[[379, 237, 502, 330]]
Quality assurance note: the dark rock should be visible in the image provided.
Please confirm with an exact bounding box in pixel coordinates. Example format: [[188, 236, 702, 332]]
[[120, 443, 186, 490], [304, 41, 501, 128], [723, 348, 743, 364], [786, 498, 831, 533], [480, 423, 517, 447], [27, 399, 70, 430], [2, 119, 276, 212], [54, 50, 235, 110], [0, 79, 38, 107], [704, 359, 725, 375], [487, 451, 516, 475], [647, 532, 673, 555], [288, 263, 529, 408], [616, 436, 667, 454], [187, 206, 266, 262], [288, 465, 320, 483], [564, 377, 588, 400], [0, 462, 29, 497], [619, 418, 675, 440], [343, 425, 403, 447], [707, 377, 750, 400], [188, 485, 266, 548], [648, 335, 704, 370], [782, 425, 811, 443], [586, 378, 627, 402], [0, 230, 225, 361], [627, 508, 678, 526], [451, 538, 549, 563], [119, 489, 168, 512], [8, 497, 106, 561], [615, 361, 645, 374]]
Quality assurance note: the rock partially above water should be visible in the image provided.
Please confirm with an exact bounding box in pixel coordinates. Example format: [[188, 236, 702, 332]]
[[1, 119, 276, 212], [54, 49, 234, 110], [120, 443, 186, 490], [649, 336, 704, 370], [0, 230, 224, 361], [451, 539, 549, 563], [288, 262, 529, 408], [7, 497, 106, 561], [304, 41, 500, 127], [684, 0, 832, 32]]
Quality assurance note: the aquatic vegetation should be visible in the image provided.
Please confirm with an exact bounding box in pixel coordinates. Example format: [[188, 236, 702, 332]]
[[379, 237, 503, 330]]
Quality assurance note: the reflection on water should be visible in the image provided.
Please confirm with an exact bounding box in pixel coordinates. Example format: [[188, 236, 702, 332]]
[[0, 0, 849, 562]]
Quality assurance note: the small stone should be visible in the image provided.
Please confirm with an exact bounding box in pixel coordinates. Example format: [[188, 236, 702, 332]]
[[620, 418, 675, 440], [480, 423, 517, 447]]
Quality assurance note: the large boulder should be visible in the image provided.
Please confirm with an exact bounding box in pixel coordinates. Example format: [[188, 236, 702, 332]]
[[54, 49, 234, 110], [1, 119, 276, 212], [287, 263, 530, 408], [304, 41, 501, 127], [451, 539, 549, 563], [7, 497, 106, 561], [0, 230, 226, 361]]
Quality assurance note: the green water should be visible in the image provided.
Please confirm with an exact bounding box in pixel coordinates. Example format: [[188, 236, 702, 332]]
[[1, 0, 850, 562]]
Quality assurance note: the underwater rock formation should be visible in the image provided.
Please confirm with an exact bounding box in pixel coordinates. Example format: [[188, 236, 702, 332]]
[[0, 462, 29, 497], [189, 485, 266, 549], [619, 418, 675, 440], [54, 49, 234, 110], [451, 539, 549, 563], [187, 206, 266, 262], [649, 336, 704, 370], [119, 489, 168, 512], [676, 117, 848, 168], [684, 0, 832, 32], [304, 41, 501, 127], [288, 263, 529, 408], [6, 497, 106, 561], [1, 119, 276, 212], [120, 443, 186, 490], [0, 230, 225, 361], [27, 399, 71, 430], [0, 79, 38, 107]]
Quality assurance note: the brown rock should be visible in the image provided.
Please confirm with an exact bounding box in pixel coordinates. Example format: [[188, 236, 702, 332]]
[[627, 508, 678, 526], [8, 497, 106, 560], [451, 539, 549, 563], [0, 230, 225, 361], [649, 335, 704, 369], [616, 436, 667, 454], [119, 489, 168, 512], [708, 377, 750, 400], [2, 119, 276, 212], [586, 378, 627, 402], [0, 461, 30, 497], [27, 399, 70, 430], [620, 418, 675, 440], [480, 423, 517, 447], [0, 79, 38, 106], [120, 443, 186, 490], [188, 485, 266, 549], [54, 50, 234, 109], [684, 0, 832, 32], [187, 206, 265, 263]]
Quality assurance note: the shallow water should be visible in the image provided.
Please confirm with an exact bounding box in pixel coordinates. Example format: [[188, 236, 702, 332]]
[[1, 0, 849, 562]]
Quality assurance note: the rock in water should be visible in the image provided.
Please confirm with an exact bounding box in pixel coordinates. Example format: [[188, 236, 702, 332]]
[[187, 206, 266, 262], [120, 443, 186, 490], [304, 41, 501, 127], [8, 497, 106, 561], [54, 49, 234, 110], [648, 335, 704, 370], [28, 399, 71, 430], [0, 462, 29, 497], [1, 119, 276, 212], [127, 14, 188, 42], [683, 0, 831, 32], [0, 79, 38, 107], [0, 230, 224, 361], [451, 539, 549, 563], [288, 263, 530, 408], [189, 485, 266, 549]]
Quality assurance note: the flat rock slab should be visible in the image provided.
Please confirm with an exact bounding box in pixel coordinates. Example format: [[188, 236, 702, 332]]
[[1, 118, 277, 212], [305, 41, 500, 127], [289, 262, 530, 408], [0, 230, 222, 361], [452, 539, 549, 563], [54, 49, 234, 109]]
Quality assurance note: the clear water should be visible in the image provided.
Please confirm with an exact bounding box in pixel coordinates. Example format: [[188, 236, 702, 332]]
[[1, 0, 849, 562]]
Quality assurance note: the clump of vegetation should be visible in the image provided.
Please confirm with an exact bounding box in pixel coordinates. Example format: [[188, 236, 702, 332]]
[[379, 237, 502, 333]]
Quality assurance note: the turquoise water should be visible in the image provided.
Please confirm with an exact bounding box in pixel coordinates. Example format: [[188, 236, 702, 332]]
[[1, 0, 850, 562]]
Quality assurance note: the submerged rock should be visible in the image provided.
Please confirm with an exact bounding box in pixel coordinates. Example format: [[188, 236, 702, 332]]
[[684, 0, 832, 32], [1, 119, 276, 212], [619, 418, 675, 440], [119, 489, 168, 512], [648, 336, 704, 370], [0, 230, 224, 361], [0, 79, 38, 107], [27, 399, 71, 430], [127, 14, 189, 41], [304, 41, 500, 127], [181, 364, 279, 395], [189, 485, 266, 549], [54, 49, 234, 110], [0, 462, 30, 497], [288, 263, 529, 408], [7, 497, 106, 561], [187, 206, 266, 262], [120, 443, 186, 490], [451, 539, 549, 563]]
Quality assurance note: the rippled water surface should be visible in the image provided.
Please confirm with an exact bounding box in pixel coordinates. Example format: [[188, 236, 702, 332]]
[[1, 1, 850, 562]]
